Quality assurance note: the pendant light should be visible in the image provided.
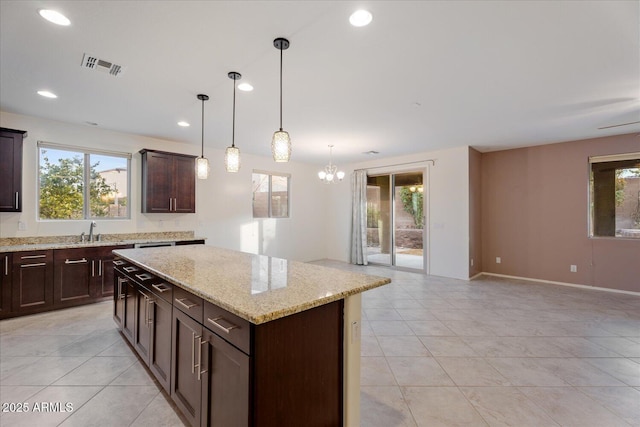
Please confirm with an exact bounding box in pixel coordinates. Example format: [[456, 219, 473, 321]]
[[318, 145, 345, 183], [225, 72, 241, 173], [196, 94, 210, 179], [272, 37, 291, 162]]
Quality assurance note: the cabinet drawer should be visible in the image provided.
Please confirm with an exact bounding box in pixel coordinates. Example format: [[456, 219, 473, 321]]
[[173, 286, 203, 323], [204, 301, 251, 355]]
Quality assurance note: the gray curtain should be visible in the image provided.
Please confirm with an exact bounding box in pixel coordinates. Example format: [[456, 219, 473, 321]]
[[350, 170, 368, 265]]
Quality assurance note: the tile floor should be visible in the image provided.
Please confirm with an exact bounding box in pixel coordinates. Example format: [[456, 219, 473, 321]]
[[1, 261, 639, 426]]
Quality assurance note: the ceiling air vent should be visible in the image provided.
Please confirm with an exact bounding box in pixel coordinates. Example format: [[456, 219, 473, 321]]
[[81, 53, 124, 77]]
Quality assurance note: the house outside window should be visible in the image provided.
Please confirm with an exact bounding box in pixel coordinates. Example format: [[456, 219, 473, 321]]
[[589, 153, 640, 238], [252, 171, 290, 218]]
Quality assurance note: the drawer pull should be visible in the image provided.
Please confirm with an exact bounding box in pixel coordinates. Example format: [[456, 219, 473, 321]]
[[207, 317, 238, 334], [152, 283, 170, 293], [21, 254, 46, 260], [135, 273, 154, 281], [175, 298, 198, 310], [65, 258, 88, 264], [123, 266, 138, 273], [21, 262, 46, 268], [113, 260, 125, 266]]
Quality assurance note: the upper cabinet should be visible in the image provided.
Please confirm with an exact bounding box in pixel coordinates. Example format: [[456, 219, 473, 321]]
[[140, 149, 196, 213], [0, 127, 27, 212]]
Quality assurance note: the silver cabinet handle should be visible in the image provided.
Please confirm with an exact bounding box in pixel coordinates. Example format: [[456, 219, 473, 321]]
[[123, 266, 138, 273], [65, 258, 88, 264], [21, 262, 46, 268], [117, 277, 126, 299], [206, 317, 238, 334], [135, 273, 154, 281], [15, 192, 19, 210], [152, 283, 170, 293], [113, 260, 125, 266], [174, 198, 177, 211], [169, 198, 173, 211], [191, 331, 196, 374], [197, 336, 207, 381], [99, 259, 103, 276], [21, 254, 46, 260], [147, 298, 154, 325], [4, 255, 8, 276], [175, 298, 197, 310], [91, 260, 95, 277]]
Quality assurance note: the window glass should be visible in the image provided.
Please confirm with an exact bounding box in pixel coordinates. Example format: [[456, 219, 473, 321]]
[[252, 172, 290, 218], [38, 144, 130, 220], [590, 154, 640, 238]]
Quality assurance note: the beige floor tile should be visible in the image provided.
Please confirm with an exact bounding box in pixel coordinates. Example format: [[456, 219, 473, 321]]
[[0, 385, 45, 405], [586, 336, 640, 357], [534, 357, 626, 386], [418, 336, 479, 357], [401, 386, 487, 427], [396, 308, 438, 321], [460, 386, 559, 426], [519, 386, 630, 427], [544, 336, 624, 357], [364, 308, 402, 321], [361, 334, 384, 357], [2, 356, 90, 386], [130, 391, 188, 427], [369, 320, 414, 336], [53, 355, 137, 386], [110, 361, 158, 386], [360, 357, 396, 386], [406, 320, 454, 336], [578, 386, 640, 425], [378, 336, 431, 357], [361, 386, 417, 427], [585, 357, 640, 386], [485, 358, 570, 386], [437, 357, 510, 386], [386, 357, 454, 386]]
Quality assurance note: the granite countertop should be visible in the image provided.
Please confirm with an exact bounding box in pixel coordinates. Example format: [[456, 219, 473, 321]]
[[113, 245, 391, 325], [0, 232, 204, 253]]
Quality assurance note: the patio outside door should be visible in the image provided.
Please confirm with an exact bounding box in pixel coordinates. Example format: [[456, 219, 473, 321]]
[[366, 171, 426, 272]]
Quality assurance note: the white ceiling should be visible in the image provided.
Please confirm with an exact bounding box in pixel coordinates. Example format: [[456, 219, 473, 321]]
[[1, 1, 638, 165]]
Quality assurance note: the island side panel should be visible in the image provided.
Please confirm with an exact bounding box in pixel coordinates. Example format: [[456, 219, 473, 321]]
[[252, 299, 344, 427], [343, 293, 362, 427]]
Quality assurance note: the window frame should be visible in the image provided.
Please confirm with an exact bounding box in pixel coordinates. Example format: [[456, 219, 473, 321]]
[[37, 141, 132, 221], [252, 170, 291, 219], [588, 152, 640, 239]]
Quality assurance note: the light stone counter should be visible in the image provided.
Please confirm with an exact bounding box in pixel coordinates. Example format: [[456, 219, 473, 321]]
[[113, 245, 391, 325]]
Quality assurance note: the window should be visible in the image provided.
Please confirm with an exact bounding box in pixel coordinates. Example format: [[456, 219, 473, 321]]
[[252, 171, 290, 218], [38, 142, 131, 220], [589, 153, 640, 238]]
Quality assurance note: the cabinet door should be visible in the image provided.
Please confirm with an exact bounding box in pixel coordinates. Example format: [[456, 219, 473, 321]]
[[0, 129, 24, 212], [0, 253, 12, 317], [172, 307, 203, 427], [142, 151, 172, 213], [134, 286, 152, 361], [12, 251, 53, 313], [53, 249, 93, 307], [173, 155, 196, 213], [201, 328, 250, 427], [122, 278, 136, 344], [149, 294, 172, 393], [113, 271, 126, 330]]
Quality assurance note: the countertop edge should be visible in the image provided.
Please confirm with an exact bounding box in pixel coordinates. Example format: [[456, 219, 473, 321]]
[[0, 237, 206, 253], [113, 249, 391, 325]]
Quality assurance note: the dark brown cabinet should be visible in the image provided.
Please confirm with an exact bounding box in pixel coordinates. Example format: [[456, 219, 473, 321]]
[[11, 250, 54, 315], [0, 127, 26, 212], [1, 253, 12, 316], [140, 149, 196, 213], [54, 248, 93, 307]]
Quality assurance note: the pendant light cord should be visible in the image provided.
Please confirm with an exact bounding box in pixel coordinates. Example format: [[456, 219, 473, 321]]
[[232, 78, 236, 148], [201, 98, 205, 157], [279, 46, 283, 131]]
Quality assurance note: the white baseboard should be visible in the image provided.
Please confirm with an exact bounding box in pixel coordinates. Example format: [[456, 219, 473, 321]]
[[477, 272, 640, 296]]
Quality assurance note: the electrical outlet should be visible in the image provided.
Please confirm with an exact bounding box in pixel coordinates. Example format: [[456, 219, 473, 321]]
[[496, 257, 501, 264], [351, 321, 361, 344], [570, 265, 577, 273], [470, 258, 474, 267], [17, 221, 26, 231]]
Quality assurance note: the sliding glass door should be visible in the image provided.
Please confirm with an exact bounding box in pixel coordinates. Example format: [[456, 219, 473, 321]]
[[366, 171, 426, 271]]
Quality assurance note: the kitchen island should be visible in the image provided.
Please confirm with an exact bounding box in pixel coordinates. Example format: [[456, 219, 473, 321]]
[[112, 245, 390, 427]]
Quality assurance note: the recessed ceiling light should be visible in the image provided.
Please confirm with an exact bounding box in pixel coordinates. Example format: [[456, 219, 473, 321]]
[[177, 121, 190, 127], [38, 9, 70, 26], [349, 10, 373, 27], [237, 83, 253, 92], [37, 90, 57, 98]]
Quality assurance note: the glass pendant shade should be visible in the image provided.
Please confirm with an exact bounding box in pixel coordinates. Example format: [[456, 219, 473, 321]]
[[225, 146, 240, 173], [318, 145, 344, 183], [196, 157, 210, 179], [272, 130, 291, 162]]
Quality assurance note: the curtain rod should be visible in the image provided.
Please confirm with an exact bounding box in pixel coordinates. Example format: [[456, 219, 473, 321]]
[[354, 158, 435, 172]]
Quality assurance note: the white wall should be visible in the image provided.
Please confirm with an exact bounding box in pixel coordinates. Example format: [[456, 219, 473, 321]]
[[0, 111, 329, 262], [325, 146, 471, 280]]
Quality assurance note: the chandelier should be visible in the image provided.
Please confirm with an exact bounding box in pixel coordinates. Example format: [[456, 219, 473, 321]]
[[318, 145, 345, 183]]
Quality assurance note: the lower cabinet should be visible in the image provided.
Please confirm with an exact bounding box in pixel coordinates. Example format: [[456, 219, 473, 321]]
[[54, 248, 93, 307], [11, 250, 54, 315], [0, 253, 12, 316]]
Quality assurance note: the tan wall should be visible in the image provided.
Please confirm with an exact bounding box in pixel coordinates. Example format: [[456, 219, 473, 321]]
[[481, 133, 640, 292], [469, 147, 483, 277]]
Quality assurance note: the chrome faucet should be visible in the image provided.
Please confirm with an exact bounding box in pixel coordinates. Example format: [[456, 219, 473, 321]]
[[88, 221, 97, 242]]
